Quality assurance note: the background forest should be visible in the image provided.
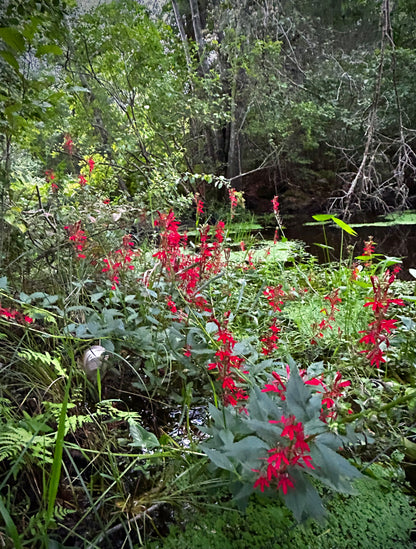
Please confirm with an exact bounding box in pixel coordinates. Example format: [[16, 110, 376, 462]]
[[1, 1, 416, 548], [2, 0, 416, 226]]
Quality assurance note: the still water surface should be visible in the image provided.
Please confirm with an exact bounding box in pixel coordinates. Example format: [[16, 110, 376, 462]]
[[282, 213, 416, 277]]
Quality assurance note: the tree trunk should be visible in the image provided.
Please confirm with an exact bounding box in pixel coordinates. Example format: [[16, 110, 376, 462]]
[[189, 0, 208, 74], [172, 0, 193, 73]]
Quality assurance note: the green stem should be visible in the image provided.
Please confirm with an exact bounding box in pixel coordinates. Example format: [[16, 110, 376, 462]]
[[342, 389, 416, 425]]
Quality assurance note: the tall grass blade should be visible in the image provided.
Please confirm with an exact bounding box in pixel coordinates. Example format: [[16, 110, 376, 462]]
[[46, 367, 73, 527], [0, 496, 22, 549]]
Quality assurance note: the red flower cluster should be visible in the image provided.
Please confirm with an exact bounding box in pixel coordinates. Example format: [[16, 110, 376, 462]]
[[362, 236, 376, 266], [359, 268, 404, 368], [45, 170, 58, 193], [166, 296, 178, 314], [208, 316, 249, 409], [260, 318, 280, 355], [262, 368, 351, 422], [88, 157, 95, 173], [252, 415, 314, 494], [63, 134, 74, 154], [102, 235, 137, 290], [311, 288, 341, 344], [229, 188, 238, 218], [271, 195, 282, 242], [305, 371, 351, 421], [196, 198, 204, 215], [64, 221, 87, 259], [0, 304, 33, 324], [152, 211, 226, 310], [78, 174, 87, 187], [263, 285, 286, 312], [262, 370, 288, 400]]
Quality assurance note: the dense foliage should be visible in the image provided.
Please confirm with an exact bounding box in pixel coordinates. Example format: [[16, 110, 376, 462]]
[[0, 1, 416, 548]]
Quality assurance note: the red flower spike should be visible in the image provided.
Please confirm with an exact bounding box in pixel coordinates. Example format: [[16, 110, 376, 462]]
[[65, 221, 87, 260], [78, 174, 87, 187], [359, 270, 404, 368], [253, 414, 313, 494], [63, 134, 74, 154], [272, 196, 280, 214]]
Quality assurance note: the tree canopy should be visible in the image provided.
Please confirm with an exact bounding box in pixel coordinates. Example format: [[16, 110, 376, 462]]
[[1, 0, 416, 217]]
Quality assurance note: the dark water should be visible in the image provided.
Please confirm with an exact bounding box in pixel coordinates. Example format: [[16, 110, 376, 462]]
[[281, 215, 416, 278]]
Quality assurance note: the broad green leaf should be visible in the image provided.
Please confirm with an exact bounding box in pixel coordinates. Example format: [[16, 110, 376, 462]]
[[0, 28, 25, 52], [30, 291, 50, 300], [207, 402, 226, 429], [285, 361, 313, 422], [128, 419, 160, 450], [282, 469, 325, 522], [4, 103, 20, 117], [354, 254, 383, 260], [248, 386, 282, 422], [22, 17, 42, 41], [310, 442, 361, 493], [312, 214, 333, 222], [36, 44, 63, 56], [202, 446, 235, 472], [227, 436, 269, 464], [331, 216, 357, 236], [0, 276, 7, 290]]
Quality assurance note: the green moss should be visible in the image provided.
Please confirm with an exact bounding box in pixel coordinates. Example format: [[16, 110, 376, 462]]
[[146, 479, 415, 549]]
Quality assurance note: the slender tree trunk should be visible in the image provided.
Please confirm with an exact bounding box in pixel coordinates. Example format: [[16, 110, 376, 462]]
[[172, 0, 193, 73], [0, 134, 11, 270], [189, 0, 208, 74]]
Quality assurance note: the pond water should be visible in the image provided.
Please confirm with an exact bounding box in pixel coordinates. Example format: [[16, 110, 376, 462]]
[[281, 211, 416, 279]]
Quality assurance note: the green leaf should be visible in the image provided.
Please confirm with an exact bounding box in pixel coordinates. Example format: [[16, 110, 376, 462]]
[[202, 446, 235, 472], [227, 436, 269, 464], [36, 44, 63, 56], [0, 50, 20, 72], [409, 268, 416, 279], [248, 386, 282, 423], [354, 254, 383, 260], [22, 17, 41, 41], [207, 402, 226, 429], [0, 28, 25, 52], [4, 103, 20, 117], [311, 214, 357, 235], [0, 497, 22, 549], [331, 216, 357, 236], [128, 419, 160, 450], [282, 469, 325, 522], [313, 243, 334, 250], [310, 442, 361, 493], [284, 360, 313, 422], [0, 276, 7, 290], [312, 214, 333, 222]]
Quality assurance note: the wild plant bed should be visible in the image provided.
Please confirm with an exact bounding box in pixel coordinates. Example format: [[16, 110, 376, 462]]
[[0, 177, 415, 548]]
